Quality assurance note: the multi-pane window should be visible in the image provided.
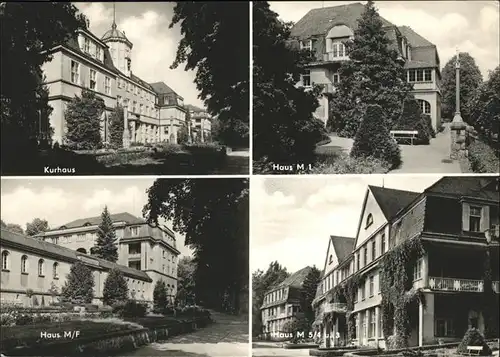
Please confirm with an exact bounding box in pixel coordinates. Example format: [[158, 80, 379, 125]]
[[70, 61, 80, 84], [469, 206, 482, 232], [332, 73, 340, 84], [89, 69, 97, 90], [369, 276, 374, 297], [96, 47, 102, 61], [408, 69, 432, 82], [301, 70, 311, 87], [53, 262, 59, 279], [332, 42, 346, 57], [356, 252, 360, 271], [364, 246, 368, 266], [105, 77, 111, 95], [300, 40, 312, 51], [38, 259, 44, 276], [361, 281, 366, 300], [378, 310, 383, 337], [369, 309, 376, 338], [21, 255, 28, 273], [84, 38, 90, 53], [413, 258, 423, 281], [381, 234, 386, 254], [418, 100, 431, 114], [130, 227, 139, 236], [435, 318, 455, 337], [372, 240, 376, 260]]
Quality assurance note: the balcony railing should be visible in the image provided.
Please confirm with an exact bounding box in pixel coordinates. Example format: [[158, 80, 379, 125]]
[[323, 52, 349, 62], [324, 302, 348, 314], [429, 277, 500, 293], [485, 225, 500, 242], [128, 252, 141, 260]]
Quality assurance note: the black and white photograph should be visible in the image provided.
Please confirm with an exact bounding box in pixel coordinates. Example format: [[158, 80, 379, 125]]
[[1, 2, 249, 175], [251, 175, 499, 356], [0, 178, 249, 356], [253, 1, 499, 174]]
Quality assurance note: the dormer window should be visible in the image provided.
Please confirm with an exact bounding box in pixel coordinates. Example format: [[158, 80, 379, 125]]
[[469, 206, 482, 232], [365, 213, 373, 228], [332, 42, 346, 58], [300, 40, 312, 51], [83, 38, 90, 53]]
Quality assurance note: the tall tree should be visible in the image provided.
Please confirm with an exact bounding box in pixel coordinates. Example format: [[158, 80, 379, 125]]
[[253, 2, 326, 168], [441, 52, 483, 122], [64, 90, 105, 150], [92, 206, 118, 262], [1, 3, 86, 160], [469, 66, 499, 142], [328, 0, 412, 137], [102, 268, 129, 306], [3, 222, 24, 235], [153, 280, 169, 310], [252, 261, 290, 336], [170, 2, 249, 148], [300, 266, 321, 328], [143, 179, 248, 313], [108, 105, 124, 149], [61, 261, 94, 303], [176, 256, 196, 306], [25, 218, 49, 236]]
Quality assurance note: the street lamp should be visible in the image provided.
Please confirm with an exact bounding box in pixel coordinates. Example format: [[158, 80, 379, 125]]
[[451, 48, 465, 127]]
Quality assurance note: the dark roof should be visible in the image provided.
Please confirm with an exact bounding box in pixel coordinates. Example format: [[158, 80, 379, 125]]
[[52, 212, 145, 231], [330, 236, 355, 262], [64, 31, 120, 75], [425, 176, 499, 201], [273, 266, 312, 290], [101, 24, 132, 47], [369, 186, 420, 220], [398, 26, 434, 47], [0, 229, 151, 281], [290, 2, 393, 40], [130, 73, 155, 92], [150, 82, 182, 98]]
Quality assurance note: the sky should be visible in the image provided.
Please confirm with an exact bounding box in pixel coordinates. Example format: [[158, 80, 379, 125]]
[[269, 1, 500, 80], [75, 2, 204, 107], [251, 175, 444, 274], [0, 178, 193, 258]]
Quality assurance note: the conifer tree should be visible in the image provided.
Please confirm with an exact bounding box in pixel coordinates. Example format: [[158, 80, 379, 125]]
[[328, 0, 412, 137], [300, 267, 321, 327], [61, 261, 94, 303], [92, 206, 118, 262], [108, 105, 124, 149], [153, 280, 168, 310], [102, 268, 129, 306], [394, 97, 430, 144]]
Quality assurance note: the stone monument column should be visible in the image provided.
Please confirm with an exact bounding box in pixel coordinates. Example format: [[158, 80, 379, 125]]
[[122, 106, 131, 148], [450, 49, 466, 159]]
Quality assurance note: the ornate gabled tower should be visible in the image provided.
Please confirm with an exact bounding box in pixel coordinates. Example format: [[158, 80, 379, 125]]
[[101, 3, 133, 77]]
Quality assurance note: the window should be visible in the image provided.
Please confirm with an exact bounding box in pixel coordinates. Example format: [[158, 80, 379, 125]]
[[70, 61, 80, 84], [89, 69, 97, 90], [21, 255, 28, 273], [469, 206, 482, 232], [53, 262, 59, 279], [372, 240, 376, 260], [130, 227, 139, 236], [424, 69, 432, 81], [105, 77, 111, 95], [369, 276, 374, 297], [117, 95, 122, 105], [135, 86, 139, 95], [366, 214, 373, 229], [378, 310, 383, 337], [96, 47, 102, 61], [132, 101, 136, 113], [332, 73, 340, 84], [300, 40, 312, 51], [1, 251, 9, 270], [409, 70, 416, 82], [418, 100, 431, 114], [369, 309, 376, 338], [361, 281, 366, 300], [354, 289, 358, 303], [408, 69, 432, 83], [301, 70, 311, 87], [435, 318, 455, 337], [363, 246, 368, 266], [140, 104, 143, 114], [336, 270, 340, 284], [356, 252, 360, 271], [413, 258, 423, 281], [38, 259, 45, 276], [329, 254, 333, 264], [381, 234, 386, 254], [84, 38, 90, 53], [416, 70, 424, 82], [146, 106, 149, 116]]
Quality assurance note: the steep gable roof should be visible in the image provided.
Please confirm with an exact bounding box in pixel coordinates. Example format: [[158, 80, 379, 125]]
[[425, 176, 499, 201], [398, 26, 434, 47], [150, 81, 183, 98], [0, 229, 151, 281], [369, 186, 420, 220], [130, 73, 155, 92], [272, 266, 312, 290], [54, 212, 145, 231], [330, 235, 355, 263], [290, 2, 393, 40]]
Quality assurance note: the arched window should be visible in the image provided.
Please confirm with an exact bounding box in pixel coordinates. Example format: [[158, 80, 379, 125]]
[[21, 255, 28, 274], [366, 213, 374, 228], [53, 262, 59, 279], [2, 251, 9, 270], [38, 259, 45, 277], [417, 99, 431, 115]]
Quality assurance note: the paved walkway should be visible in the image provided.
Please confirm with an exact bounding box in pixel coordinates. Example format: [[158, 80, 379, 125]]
[[252, 343, 310, 357], [125, 311, 248, 357], [321, 134, 353, 153], [390, 124, 461, 174]]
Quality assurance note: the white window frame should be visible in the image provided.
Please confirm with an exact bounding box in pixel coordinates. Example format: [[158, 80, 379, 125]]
[[70, 60, 80, 84], [332, 73, 341, 84], [53, 262, 59, 279], [21, 255, 28, 273], [301, 69, 311, 87], [369, 276, 374, 297], [89, 69, 97, 90], [413, 258, 423, 281], [2, 251, 9, 270], [38, 259, 44, 277], [300, 40, 312, 51], [469, 206, 482, 232], [84, 38, 90, 53], [104, 77, 111, 95], [418, 100, 431, 115]]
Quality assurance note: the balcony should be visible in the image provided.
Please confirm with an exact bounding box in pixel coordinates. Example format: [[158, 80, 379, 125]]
[[429, 277, 500, 293], [323, 52, 349, 62], [323, 302, 348, 314], [128, 252, 141, 260], [485, 225, 500, 242]]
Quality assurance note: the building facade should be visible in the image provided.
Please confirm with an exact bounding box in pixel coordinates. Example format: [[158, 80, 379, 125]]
[[42, 19, 187, 145], [291, 3, 442, 130], [188, 106, 212, 142], [0, 212, 181, 307], [260, 266, 313, 339], [313, 177, 500, 349]]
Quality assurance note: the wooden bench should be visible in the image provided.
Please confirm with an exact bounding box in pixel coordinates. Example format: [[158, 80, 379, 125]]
[[390, 130, 419, 145], [466, 346, 483, 355]]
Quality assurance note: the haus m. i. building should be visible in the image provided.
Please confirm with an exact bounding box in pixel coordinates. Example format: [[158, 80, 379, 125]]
[[291, 2, 442, 130], [1, 212, 180, 307], [41, 10, 210, 146], [313, 176, 499, 348]]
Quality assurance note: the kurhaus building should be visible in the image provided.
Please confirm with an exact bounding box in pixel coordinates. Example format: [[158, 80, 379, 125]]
[[260, 266, 313, 339], [42, 16, 188, 145], [0, 212, 181, 307], [291, 2, 442, 130], [313, 176, 499, 349]]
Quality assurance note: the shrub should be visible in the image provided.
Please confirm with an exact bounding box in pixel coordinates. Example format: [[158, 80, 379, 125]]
[[350, 104, 402, 169], [468, 140, 499, 173], [422, 114, 436, 138], [108, 105, 125, 149], [113, 300, 147, 318], [456, 328, 492, 356], [15, 313, 34, 325], [153, 280, 168, 312], [393, 98, 430, 144], [311, 153, 390, 174]]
